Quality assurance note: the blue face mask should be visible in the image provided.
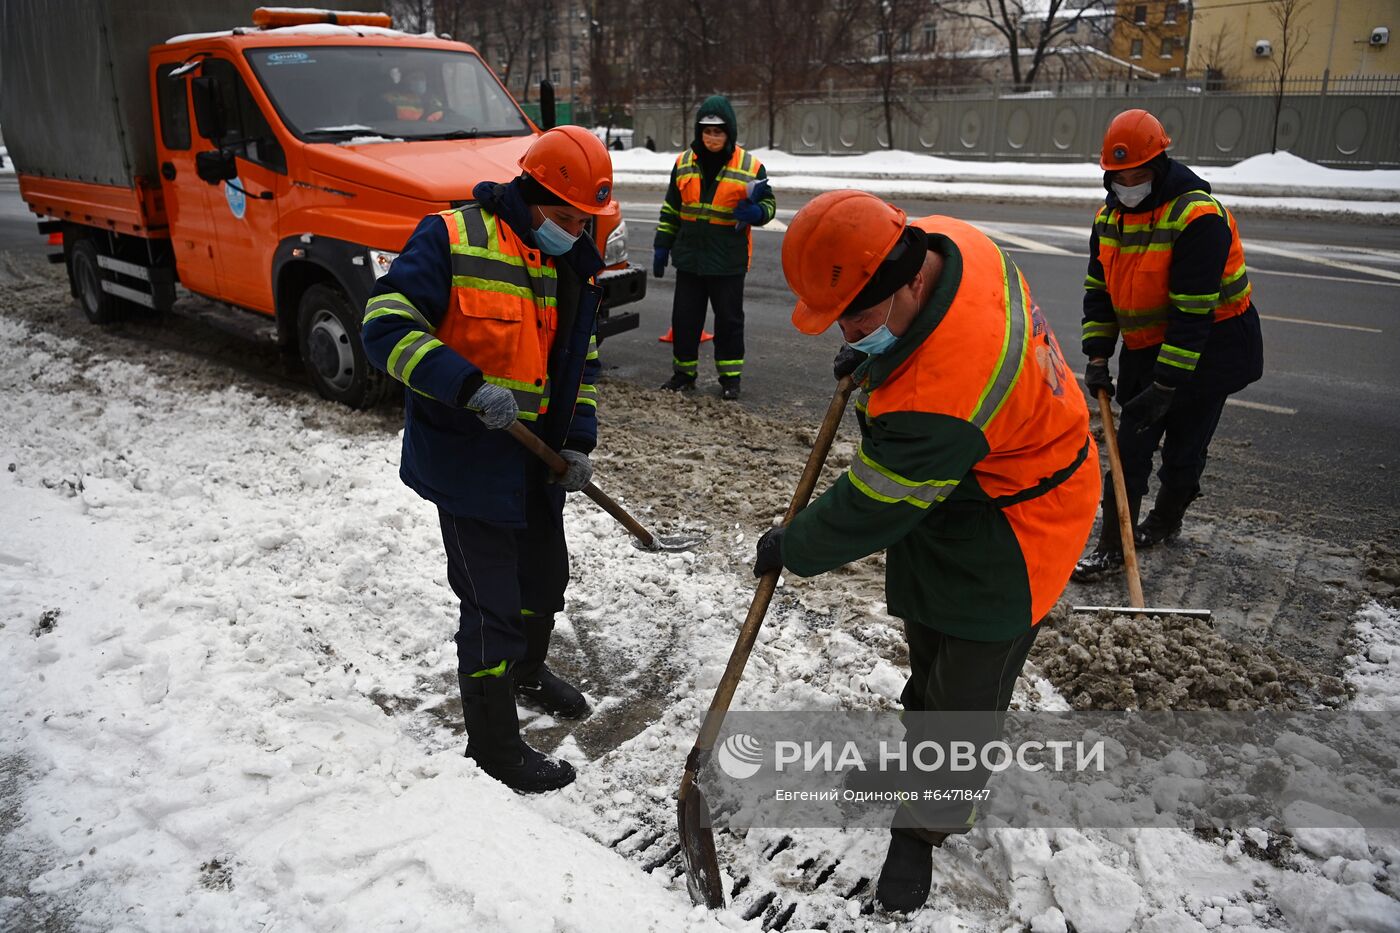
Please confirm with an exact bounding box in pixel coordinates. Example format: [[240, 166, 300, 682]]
[[845, 296, 900, 355], [533, 213, 580, 256]]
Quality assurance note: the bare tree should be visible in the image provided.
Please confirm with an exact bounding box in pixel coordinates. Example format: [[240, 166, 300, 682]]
[[1266, 0, 1312, 153], [385, 0, 433, 32], [862, 0, 929, 148], [936, 0, 1124, 91], [1191, 16, 1236, 88]]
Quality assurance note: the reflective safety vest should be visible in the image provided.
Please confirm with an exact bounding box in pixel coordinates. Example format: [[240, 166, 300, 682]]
[[860, 216, 1100, 624], [673, 146, 762, 258], [435, 205, 559, 420], [1092, 190, 1251, 350]]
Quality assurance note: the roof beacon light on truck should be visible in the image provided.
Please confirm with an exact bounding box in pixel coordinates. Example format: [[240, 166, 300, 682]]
[[251, 8, 393, 29]]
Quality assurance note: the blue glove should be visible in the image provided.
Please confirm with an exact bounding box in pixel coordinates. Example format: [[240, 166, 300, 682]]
[[733, 200, 765, 226], [653, 247, 669, 279]]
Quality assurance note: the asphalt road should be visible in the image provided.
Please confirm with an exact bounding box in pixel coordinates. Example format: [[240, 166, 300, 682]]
[[604, 189, 1400, 544], [2, 174, 1397, 543]]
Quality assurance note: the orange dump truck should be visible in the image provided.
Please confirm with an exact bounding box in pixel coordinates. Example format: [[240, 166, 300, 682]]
[[0, 2, 644, 408]]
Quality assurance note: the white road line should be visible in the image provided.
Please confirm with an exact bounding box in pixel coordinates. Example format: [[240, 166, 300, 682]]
[[1226, 398, 1297, 415], [621, 213, 787, 232], [1249, 266, 1400, 288], [978, 225, 1075, 255], [1244, 240, 1400, 282], [1260, 314, 1382, 334]]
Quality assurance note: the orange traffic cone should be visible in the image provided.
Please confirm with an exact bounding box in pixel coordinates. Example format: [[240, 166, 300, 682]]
[[658, 328, 714, 343]]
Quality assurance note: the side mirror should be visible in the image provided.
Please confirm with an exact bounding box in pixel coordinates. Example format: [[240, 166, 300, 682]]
[[539, 80, 556, 130], [191, 76, 227, 142], [195, 149, 237, 184]]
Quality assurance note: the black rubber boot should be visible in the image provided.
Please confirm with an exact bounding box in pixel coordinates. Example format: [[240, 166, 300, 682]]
[[459, 670, 576, 793], [1072, 479, 1141, 582], [874, 828, 936, 913], [1136, 485, 1198, 549], [719, 377, 741, 401], [660, 372, 696, 392], [512, 617, 589, 720]]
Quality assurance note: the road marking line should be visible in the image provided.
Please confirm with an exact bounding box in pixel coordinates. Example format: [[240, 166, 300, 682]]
[[1249, 266, 1400, 288], [1260, 314, 1382, 334], [978, 225, 1075, 255], [1227, 398, 1297, 415], [1245, 240, 1400, 282]]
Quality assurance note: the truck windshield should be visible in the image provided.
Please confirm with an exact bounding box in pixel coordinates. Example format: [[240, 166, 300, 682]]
[[245, 46, 532, 141]]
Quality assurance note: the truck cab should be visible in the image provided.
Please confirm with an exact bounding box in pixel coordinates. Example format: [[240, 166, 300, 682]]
[[10, 6, 644, 409]]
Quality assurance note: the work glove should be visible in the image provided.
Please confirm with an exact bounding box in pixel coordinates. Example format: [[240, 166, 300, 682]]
[[465, 382, 518, 429], [550, 449, 593, 492], [653, 247, 669, 279], [1084, 360, 1114, 399], [733, 200, 766, 226], [752, 525, 786, 578], [1120, 382, 1175, 434], [833, 345, 868, 380]]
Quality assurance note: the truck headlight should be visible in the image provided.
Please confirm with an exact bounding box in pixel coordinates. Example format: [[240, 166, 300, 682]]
[[368, 249, 399, 279], [603, 220, 628, 266]]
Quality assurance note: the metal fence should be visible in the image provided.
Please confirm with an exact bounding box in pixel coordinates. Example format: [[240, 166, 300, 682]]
[[635, 75, 1400, 167]]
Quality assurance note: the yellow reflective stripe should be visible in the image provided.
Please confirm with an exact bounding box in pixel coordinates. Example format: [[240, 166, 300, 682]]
[[469, 660, 508, 678], [387, 332, 444, 385], [1083, 321, 1118, 340], [968, 249, 1029, 431], [1116, 307, 1171, 333], [848, 445, 959, 509], [1158, 344, 1200, 371], [364, 292, 433, 330], [673, 357, 698, 374], [576, 383, 598, 408], [1085, 274, 1107, 290], [1169, 291, 1219, 313], [1221, 267, 1251, 302]]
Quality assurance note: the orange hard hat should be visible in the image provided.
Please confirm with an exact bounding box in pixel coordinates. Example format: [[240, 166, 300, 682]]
[[1100, 109, 1171, 170], [519, 125, 617, 216], [784, 190, 908, 335]]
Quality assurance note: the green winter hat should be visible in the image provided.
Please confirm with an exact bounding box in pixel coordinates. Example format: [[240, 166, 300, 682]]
[[693, 95, 737, 150]]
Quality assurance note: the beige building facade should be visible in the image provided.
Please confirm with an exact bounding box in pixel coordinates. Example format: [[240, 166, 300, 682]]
[[1188, 0, 1400, 80]]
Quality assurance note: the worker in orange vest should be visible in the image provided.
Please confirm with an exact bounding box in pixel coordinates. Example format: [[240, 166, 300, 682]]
[[653, 95, 775, 400], [361, 127, 616, 794], [755, 190, 1099, 912], [1074, 110, 1263, 579]]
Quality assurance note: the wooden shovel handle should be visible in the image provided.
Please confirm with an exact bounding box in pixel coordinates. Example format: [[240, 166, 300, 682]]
[[1096, 388, 1146, 610], [689, 376, 857, 757], [505, 420, 657, 549]]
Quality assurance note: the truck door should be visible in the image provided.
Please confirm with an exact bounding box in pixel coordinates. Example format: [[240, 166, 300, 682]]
[[198, 58, 285, 315], [153, 62, 222, 299]]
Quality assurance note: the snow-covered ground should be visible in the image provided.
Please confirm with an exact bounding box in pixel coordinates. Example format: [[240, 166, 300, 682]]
[[613, 149, 1400, 217], [2, 273, 1399, 928]]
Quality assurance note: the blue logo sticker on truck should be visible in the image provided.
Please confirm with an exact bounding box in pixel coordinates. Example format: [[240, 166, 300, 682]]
[[266, 51, 314, 65], [225, 178, 246, 219]]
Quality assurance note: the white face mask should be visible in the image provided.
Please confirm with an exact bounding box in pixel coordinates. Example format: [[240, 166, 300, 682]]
[[1112, 180, 1153, 208]]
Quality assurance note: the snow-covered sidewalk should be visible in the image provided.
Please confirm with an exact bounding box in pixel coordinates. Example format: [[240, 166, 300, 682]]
[[613, 149, 1400, 217]]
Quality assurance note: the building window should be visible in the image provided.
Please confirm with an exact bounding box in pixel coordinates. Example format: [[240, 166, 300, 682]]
[[1066, 19, 1079, 34], [1160, 37, 1175, 57], [897, 29, 911, 53], [551, 69, 561, 84], [571, 67, 580, 85], [1164, 3, 1179, 24], [876, 31, 888, 55], [1131, 37, 1144, 58], [923, 22, 936, 49], [1133, 4, 1147, 25]]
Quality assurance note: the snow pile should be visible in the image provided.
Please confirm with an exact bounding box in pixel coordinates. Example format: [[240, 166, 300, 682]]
[[612, 148, 1400, 216], [1346, 602, 1400, 711]]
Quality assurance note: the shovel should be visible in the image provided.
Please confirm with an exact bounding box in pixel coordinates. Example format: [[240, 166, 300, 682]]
[[678, 375, 857, 908], [505, 421, 702, 553], [1071, 388, 1210, 620]]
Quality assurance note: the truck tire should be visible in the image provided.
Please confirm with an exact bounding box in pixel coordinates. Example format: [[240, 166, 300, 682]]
[[70, 239, 121, 324], [296, 283, 391, 409]]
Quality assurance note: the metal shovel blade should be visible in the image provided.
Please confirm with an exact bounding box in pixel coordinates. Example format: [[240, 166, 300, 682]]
[[630, 532, 706, 553], [677, 777, 725, 908]]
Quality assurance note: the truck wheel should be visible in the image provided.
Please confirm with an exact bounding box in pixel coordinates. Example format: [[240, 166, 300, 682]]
[[70, 239, 120, 324], [297, 283, 390, 409]]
